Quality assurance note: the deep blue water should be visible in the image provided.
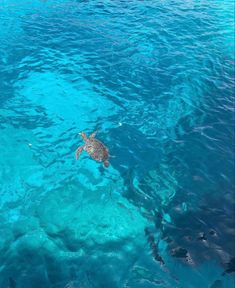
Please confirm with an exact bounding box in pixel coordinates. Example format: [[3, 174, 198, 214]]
[[0, 0, 234, 287]]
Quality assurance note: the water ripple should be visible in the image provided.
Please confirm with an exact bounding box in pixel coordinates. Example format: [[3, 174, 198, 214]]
[[0, 0, 234, 287]]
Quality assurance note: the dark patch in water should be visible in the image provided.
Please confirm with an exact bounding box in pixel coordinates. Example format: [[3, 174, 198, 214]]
[[209, 230, 217, 236], [171, 247, 188, 258], [210, 280, 223, 288], [145, 228, 165, 265], [197, 232, 207, 241], [222, 257, 235, 275], [8, 277, 16, 288], [160, 191, 235, 269]]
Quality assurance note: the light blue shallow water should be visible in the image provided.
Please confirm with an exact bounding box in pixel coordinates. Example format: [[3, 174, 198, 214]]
[[0, 0, 234, 287]]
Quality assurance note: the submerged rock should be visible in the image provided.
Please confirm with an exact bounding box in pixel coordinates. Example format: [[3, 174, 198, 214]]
[[0, 185, 148, 288], [37, 189, 147, 250]]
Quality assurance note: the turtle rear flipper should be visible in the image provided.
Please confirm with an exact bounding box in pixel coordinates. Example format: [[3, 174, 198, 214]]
[[75, 145, 84, 160], [104, 160, 109, 168]]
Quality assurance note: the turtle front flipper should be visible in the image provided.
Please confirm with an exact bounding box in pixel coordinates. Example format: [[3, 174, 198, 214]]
[[79, 132, 88, 141], [75, 145, 84, 160], [90, 130, 98, 139]]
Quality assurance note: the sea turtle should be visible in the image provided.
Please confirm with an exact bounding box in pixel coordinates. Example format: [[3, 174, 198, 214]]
[[75, 131, 110, 167]]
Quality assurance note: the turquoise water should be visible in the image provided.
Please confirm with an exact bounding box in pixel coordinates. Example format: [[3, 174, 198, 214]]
[[0, 0, 234, 287]]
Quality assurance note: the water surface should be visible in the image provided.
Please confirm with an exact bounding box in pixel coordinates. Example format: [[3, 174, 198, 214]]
[[0, 0, 234, 287]]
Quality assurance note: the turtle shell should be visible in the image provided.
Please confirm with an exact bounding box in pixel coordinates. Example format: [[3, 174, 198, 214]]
[[84, 139, 109, 162]]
